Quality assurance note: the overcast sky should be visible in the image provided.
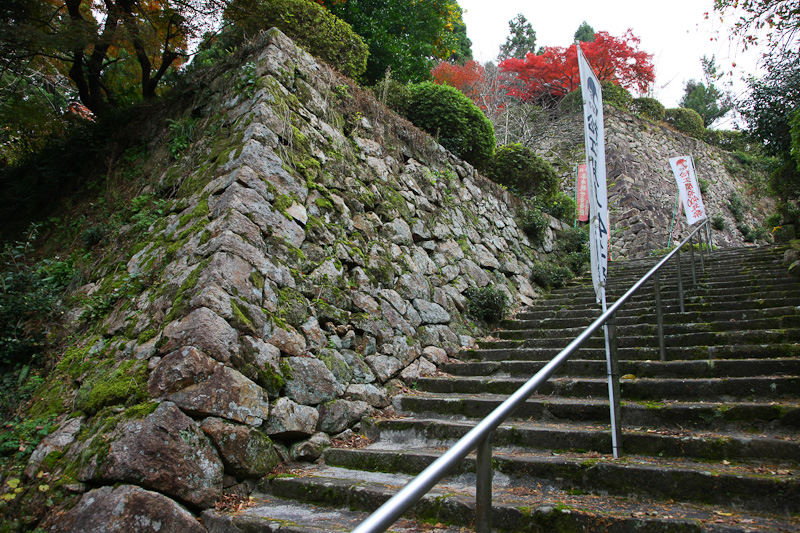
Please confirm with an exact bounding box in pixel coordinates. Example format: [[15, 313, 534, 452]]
[[458, 0, 766, 128]]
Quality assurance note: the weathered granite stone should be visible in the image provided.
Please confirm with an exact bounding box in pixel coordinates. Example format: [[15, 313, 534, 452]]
[[268, 325, 308, 357], [365, 355, 403, 383], [50, 485, 205, 533], [162, 307, 239, 363], [317, 399, 373, 434], [201, 417, 280, 478], [400, 356, 437, 383], [148, 346, 217, 398], [290, 432, 331, 462], [26, 416, 83, 479], [422, 346, 448, 366], [284, 357, 339, 405], [167, 365, 270, 426], [100, 402, 224, 508], [413, 299, 450, 324], [263, 397, 319, 438], [345, 383, 390, 408]]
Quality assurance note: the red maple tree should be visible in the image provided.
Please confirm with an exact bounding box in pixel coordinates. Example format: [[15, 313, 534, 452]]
[[499, 30, 655, 101], [431, 60, 485, 101]]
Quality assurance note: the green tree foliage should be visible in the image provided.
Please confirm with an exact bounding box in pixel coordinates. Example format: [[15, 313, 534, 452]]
[[221, 0, 368, 80], [664, 107, 706, 139], [739, 51, 800, 158], [486, 143, 558, 198], [405, 82, 495, 169], [0, 0, 222, 115], [679, 56, 732, 127], [713, 0, 800, 52], [316, 0, 471, 84], [498, 13, 537, 60], [574, 21, 595, 43]]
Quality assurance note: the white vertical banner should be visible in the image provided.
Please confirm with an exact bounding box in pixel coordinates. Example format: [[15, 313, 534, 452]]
[[577, 45, 609, 303], [669, 156, 707, 225]]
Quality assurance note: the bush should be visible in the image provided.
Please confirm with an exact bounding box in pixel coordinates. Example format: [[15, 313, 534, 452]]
[[711, 214, 727, 231], [464, 285, 509, 323], [404, 82, 496, 170], [220, 0, 369, 80], [1, 226, 75, 367], [372, 77, 412, 116], [542, 192, 576, 222], [517, 206, 550, 245], [557, 226, 590, 275], [487, 144, 559, 199], [530, 261, 573, 290], [664, 108, 705, 139], [727, 193, 745, 222], [600, 81, 633, 111], [631, 97, 665, 121], [558, 82, 632, 114]]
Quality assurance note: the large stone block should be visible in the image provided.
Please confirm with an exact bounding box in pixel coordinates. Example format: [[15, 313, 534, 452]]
[[100, 402, 224, 508]]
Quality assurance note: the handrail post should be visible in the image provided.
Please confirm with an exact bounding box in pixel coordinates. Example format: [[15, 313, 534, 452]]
[[475, 433, 493, 533], [706, 222, 713, 254], [605, 313, 623, 457], [689, 235, 697, 286], [676, 249, 685, 313], [654, 270, 666, 361], [697, 225, 705, 272]]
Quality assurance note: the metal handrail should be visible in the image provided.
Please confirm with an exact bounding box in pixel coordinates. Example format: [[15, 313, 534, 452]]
[[352, 220, 711, 533]]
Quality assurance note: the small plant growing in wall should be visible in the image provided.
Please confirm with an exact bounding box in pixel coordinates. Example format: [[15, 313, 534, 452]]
[[530, 261, 573, 290], [464, 285, 509, 324], [517, 206, 549, 245]]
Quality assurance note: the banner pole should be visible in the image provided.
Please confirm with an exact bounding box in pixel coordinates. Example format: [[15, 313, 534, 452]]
[[601, 289, 622, 458], [667, 193, 680, 249]]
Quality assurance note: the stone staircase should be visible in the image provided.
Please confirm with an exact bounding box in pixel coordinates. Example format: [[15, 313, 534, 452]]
[[208, 245, 800, 532]]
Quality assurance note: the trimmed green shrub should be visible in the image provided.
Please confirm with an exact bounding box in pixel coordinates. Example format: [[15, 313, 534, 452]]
[[664, 108, 705, 139], [530, 261, 573, 290], [631, 97, 665, 121], [220, 0, 369, 80], [517, 206, 549, 245], [464, 285, 509, 323], [711, 214, 727, 231], [559, 82, 632, 114], [543, 192, 577, 222], [600, 81, 632, 111], [405, 82, 496, 170], [487, 144, 559, 199]]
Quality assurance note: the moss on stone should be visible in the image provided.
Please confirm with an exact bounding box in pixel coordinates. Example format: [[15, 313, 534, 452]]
[[230, 298, 258, 336], [74, 359, 149, 415]]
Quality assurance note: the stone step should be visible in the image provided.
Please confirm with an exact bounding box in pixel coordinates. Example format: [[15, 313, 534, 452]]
[[362, 417, 800, 463], [413, 375, 800, 401], [320, 447, 799, 515], [459, 343, 800, 362], [267, 466, 800, 532], [396, 393, 800, 430], [548, 270, 800, 299], [529, 286, 800, 310], [498, 315, 800, 339], [484, 330, 800, 352], [442, 357, 800, 379], [506, 306, 800, 330], [517, 298, 800, 321]]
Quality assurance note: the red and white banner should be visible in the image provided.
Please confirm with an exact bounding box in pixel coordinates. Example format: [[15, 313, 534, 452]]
[[578, 45, 609, 303], [669, 156, 707, 225], [576, 164, 589, 222]]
